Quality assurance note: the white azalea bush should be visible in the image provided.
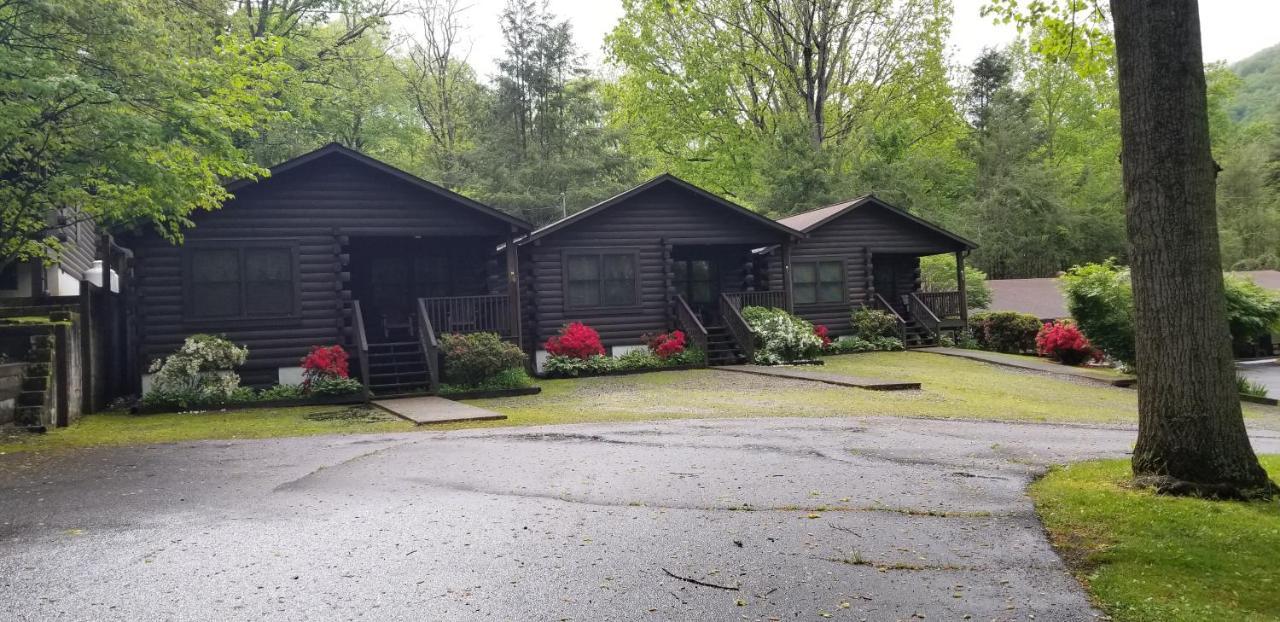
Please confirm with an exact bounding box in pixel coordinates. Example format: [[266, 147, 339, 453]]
[[143, 334, 249, 408], [741, 306, 824, 365]]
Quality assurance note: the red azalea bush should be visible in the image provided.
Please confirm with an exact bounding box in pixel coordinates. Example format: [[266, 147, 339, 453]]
[[1035, 321, 1098, 366], [814, 325, 832, 349], [545, 322, 605, 359], [301, 345, 350, 386], [646, 330, 687, 359]]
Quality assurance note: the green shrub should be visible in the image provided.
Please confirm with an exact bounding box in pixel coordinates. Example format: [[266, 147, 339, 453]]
[[542, 345, 705, 378], [742, 306, 824, 365], [828, 335, 904, 354], [969, 311, 1042, 354], [920, 254, 992, 309], [1224, 276, 1280, 349], [1061, 261, 1136, 366], [1237, 375, 1269, 398], [440, 368, 534, 394], [543, 354, 618, 378], [307, 376, 364, 396], [849, 307, 899, 340], [147, 334, 249, 398], [258, 384, 306, 401], [440, 332, 527, 386]]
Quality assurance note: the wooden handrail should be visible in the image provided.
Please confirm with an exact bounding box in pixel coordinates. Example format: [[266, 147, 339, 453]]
[[725, 290, 789, 311], [673, 295, 709, 355], [422, 294, 512, 338], [416, 298, 440, 393], [872, 294, 908, 342], [352, 299, 371, 402], [907, 293, 941, 338], [719, 292, 756, 364], [916, 291, 964, 319]]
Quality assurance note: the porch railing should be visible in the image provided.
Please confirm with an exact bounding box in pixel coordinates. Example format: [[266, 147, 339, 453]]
[[719, 292, 756, 364], [421, 294, 512, 338], [907, 293, 941, 339], [723, 290, 789, 311], [872, 294, 908, 342], [352, 300, 371, 402], [415, 298, 441, 393], [916, 291, 964, 319], [674, 295, 709, 355]]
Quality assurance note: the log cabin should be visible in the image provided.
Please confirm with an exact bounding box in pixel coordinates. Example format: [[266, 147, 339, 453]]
[[122, 143, 531, 396], [774, 195, 977, 346]]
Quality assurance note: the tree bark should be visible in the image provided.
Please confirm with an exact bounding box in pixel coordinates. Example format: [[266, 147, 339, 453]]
[[1110, 0, 1274, 498]]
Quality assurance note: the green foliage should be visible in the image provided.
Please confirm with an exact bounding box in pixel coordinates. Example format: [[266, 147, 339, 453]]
[[1060, 261, 1137, 366], [0, 0, 290, 264], [919, 255, 992, 309], [742, 306, 823, 365], [1224, 276, 1280, 345], [969, 311, 1042, 354], [439, 368, 535, 395], [258, 384, 307, 401], [147, 334, 249, 397], [307, 376, 364, 397], [849, 308, 900, 340], [440, 332, 527, 386], [541, 347, 705, 378], [827, 336, 905, 355], [1237, 376, 1269, 399]]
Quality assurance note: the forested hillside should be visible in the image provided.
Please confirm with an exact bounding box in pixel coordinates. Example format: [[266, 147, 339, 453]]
[[2, 0, 1278, 278]]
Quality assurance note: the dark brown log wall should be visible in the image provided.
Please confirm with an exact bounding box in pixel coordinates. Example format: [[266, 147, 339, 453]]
[[124, 152, 514, 385], [522, 183, 791, 348]]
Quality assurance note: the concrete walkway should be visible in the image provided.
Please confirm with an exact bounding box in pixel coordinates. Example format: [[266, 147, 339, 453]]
[[1238, 359, 1280, 397], [918, 347, 1135, 387], [717, 364, 921, 390], [373, 395, 507, 425]]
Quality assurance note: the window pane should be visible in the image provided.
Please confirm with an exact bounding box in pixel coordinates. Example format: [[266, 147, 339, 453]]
[[190, 283, 241, 317], [819, 283, 844, 303], [673, 261, 688, 281], [818, 261, 843, 284], [568, 280, 600, 307], [794, 283, 817, 305], [602, 254, 635, 280], [691, 260, 711, 281], [567, 255, 600, 280], [245, 248, 291, 281], [191, 249, 239, 283], [793, 263, 815, 284], [691, 282, 712, 304], [602, 279, 636, 305], [245, 281, 293, 316]]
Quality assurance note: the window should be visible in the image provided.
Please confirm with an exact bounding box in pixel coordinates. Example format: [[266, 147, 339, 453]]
[[793, 259, 845, 305], [674, 259, 716, 305], [185, 241, 299, 320], [565, 251, 638, 308], [0, 262, 19, 290]]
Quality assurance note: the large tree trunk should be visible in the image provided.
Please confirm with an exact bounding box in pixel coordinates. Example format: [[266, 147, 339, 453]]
[[1111, 0, 1274, 498]]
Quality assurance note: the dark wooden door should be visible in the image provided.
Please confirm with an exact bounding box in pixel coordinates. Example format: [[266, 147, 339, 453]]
[[674, 259, 720, 323], [872, 257, 901, 303]]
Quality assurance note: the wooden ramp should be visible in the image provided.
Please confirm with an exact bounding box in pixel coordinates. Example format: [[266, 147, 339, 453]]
[[715, 365, 920, 391], [373, 396, 508, 425]]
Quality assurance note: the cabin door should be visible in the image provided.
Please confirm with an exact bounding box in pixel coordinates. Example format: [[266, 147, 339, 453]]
[[673, 258, 720, 324], [872, 256, 904, 305]]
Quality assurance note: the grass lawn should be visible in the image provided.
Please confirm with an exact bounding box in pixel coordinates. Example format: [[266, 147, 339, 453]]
[[0, 405, 414, 455], [3, 351, 1275, 455], [1030, 456, 1280, 621]]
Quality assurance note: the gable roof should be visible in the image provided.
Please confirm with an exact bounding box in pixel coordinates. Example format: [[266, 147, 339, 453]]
[[225, 142, 531, 231], [778, 195, 977, 249], [517, 174, 802, 245]]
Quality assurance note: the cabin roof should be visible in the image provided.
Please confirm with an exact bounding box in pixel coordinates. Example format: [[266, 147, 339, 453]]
[[778, 195, 977, 249], [225, 142, 532, 231], [987, 277, 1069, 321], [517, 174, 803, 245]]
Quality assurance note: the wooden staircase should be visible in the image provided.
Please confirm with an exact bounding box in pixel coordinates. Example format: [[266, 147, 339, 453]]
[[365, 341, 432, 397], [900, 318, 938, 348], [704, 325, 747, 366]]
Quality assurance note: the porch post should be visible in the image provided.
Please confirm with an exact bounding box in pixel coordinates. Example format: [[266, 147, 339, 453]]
[[506, 228, 522, 345], [955, 250, 969, 327], [782, 238, 795, 313]]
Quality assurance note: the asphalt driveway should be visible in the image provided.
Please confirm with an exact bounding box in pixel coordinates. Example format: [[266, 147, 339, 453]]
[[2, 417, 1278, 621]]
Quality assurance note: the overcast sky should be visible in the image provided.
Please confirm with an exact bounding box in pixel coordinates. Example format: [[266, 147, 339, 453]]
[[392, 0, 1280, 80]]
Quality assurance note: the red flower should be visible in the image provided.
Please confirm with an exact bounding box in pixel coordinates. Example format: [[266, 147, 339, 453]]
[[301, 345, 350, 386], [545, 322, 606, 359], [814, 325, 832, 348], [652, 330, 686, 359], [1035, 321, 1098, 366]]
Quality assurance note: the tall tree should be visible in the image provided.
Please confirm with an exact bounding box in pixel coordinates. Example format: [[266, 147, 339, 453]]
[[400, 0, 480, 188], [1109, 0, 1273, 497]]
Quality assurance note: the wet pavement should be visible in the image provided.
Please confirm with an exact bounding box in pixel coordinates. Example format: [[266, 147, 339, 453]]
[[1239, 360, 1280, 397], [3, 417, 1278, 621]]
